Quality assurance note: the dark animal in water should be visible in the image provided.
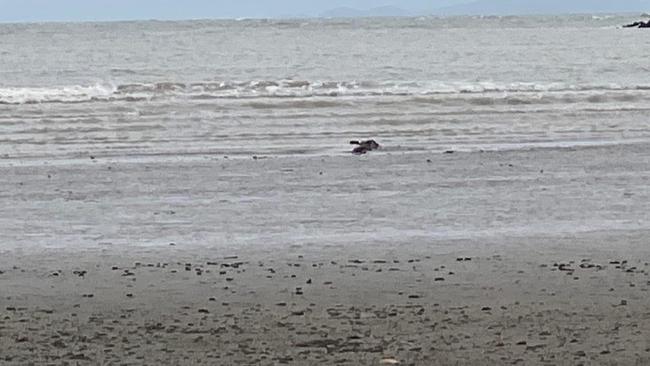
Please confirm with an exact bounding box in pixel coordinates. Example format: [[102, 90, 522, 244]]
[[350, 140, 380, 154]]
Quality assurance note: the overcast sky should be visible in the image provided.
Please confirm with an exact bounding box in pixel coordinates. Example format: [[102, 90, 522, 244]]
[[0, 0, 647, 22], [0, 1, 462, 21]]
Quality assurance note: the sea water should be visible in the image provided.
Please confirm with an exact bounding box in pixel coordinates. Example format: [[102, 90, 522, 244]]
[[1, 15, 649, 162], [2, 15, 650, 251]]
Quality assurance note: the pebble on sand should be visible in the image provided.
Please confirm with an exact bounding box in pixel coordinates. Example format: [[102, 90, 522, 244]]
[[380, 358, 400, 365]]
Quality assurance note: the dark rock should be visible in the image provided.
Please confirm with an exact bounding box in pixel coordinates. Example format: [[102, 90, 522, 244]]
[[624, 20, 650, 28], [68, 354, 91, 361], [526, 344, 547, 351], [295, 339, 340, 348], [624, 21, 642, 27], [73, 270, 87, 277], [52, 339, 67, 348], [350, 139, 380, 154]]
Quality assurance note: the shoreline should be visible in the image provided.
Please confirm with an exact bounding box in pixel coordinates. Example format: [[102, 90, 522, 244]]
[[2, 142, 650, 364]]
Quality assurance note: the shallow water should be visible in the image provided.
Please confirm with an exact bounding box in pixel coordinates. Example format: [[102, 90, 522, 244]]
[[1, 15, 649, 162]]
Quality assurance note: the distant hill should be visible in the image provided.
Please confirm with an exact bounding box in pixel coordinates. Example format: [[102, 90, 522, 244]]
[[437, 0, 650, 16], [319, 1, 650, 18], [320, 6, 412, 18]]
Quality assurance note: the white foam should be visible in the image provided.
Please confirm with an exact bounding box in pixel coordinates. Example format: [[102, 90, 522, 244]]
[[0, 83, 116, 104], [2, 80, 650, 105]]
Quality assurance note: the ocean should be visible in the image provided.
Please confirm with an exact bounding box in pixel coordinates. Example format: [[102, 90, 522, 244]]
[[1, 15, 649, 162], [1, 15, 650, 251]]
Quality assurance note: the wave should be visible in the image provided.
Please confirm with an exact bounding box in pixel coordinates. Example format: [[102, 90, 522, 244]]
[[0, 84, 117, 105], [2, 80, 650, 105]]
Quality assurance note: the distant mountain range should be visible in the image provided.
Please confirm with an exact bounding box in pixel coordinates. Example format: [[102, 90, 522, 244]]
[[320, 0, 650, 18], [320, 6, 413, 18], [438, 0, 650, 16]]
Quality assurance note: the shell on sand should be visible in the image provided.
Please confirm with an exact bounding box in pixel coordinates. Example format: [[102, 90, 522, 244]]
[[379, 358, 400, 365]]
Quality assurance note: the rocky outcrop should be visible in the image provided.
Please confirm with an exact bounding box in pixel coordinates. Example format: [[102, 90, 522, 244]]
[[623, 20, 650, 28]]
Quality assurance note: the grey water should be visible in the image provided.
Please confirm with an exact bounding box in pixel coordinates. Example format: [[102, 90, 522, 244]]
[[1, 14, 650, 162]]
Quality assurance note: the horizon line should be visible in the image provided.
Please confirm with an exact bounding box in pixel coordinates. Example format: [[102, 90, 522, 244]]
[[0, 11, 643, 26]]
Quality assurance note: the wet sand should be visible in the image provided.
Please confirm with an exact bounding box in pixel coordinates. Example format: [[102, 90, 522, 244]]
[[1, 143, 650, 365]]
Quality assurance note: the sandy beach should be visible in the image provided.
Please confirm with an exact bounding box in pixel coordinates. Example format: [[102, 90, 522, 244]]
[[2, 143, 650, 365]]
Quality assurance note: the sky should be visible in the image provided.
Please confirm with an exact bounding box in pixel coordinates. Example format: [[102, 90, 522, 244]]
[[0, 0, 648, 22], [0, 0, 464, 22]]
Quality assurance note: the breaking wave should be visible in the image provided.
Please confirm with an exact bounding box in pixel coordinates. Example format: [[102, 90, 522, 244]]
[[2, 80, 650, 105], [0, 84, 117, 105]]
